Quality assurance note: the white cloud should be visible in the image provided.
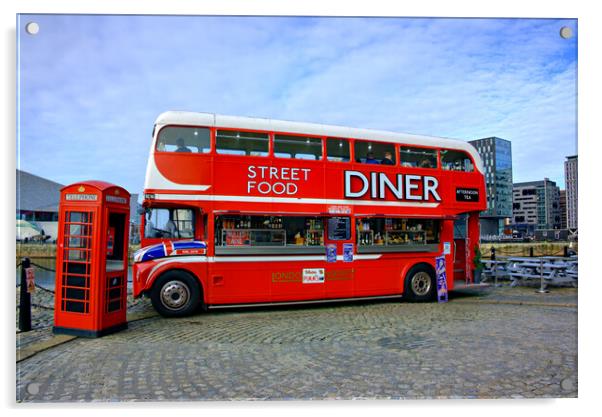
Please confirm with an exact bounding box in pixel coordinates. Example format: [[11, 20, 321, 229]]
[[18, 16, 576, 191]]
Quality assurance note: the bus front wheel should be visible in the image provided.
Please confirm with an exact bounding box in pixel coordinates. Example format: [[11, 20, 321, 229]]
[[151, 270, 202, 317], [403, 264, 436, 302]]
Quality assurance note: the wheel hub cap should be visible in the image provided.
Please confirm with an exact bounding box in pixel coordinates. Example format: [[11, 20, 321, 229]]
[[160, 281, 190, 310], [411, 272, 432, 296]]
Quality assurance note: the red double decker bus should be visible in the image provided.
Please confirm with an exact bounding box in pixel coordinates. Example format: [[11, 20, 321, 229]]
[[133, 112, 486, 316]]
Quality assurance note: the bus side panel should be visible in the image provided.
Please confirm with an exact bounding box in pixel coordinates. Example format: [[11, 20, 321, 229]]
[[352, 256, 404, 297], [353, 254, 438, 297], [269, 260, 326, 302], [154, 152, 212, 186], [137, 260, 208, 299], [324, 264, 354, 299], [206, 261, 271, 304]]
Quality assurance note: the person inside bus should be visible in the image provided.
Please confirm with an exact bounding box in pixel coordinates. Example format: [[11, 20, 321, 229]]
[[175, 137, 192, 153], [420, 159, 433, 168], [165, 213, 179, 238], [381, 151, 395, 165], [144, 213, 156, 238], [364, 151, 380, 164]]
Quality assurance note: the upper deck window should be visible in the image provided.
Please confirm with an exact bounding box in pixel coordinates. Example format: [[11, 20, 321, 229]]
[[441, 149, 474, 172], [216, 130, 269, 156], [274, 135, 323, 160], [156, 127, 210, 153], [399, 146, 438, 169], [326, 138, 350, 162], [354, 140, 396, 165]]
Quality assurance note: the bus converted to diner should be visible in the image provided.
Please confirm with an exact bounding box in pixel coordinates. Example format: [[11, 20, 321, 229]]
[[133, 111, 486, 316]]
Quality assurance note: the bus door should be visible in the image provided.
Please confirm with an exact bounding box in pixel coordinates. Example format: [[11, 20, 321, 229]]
[[323, 216, 354, 299], [453, 214, 469, 283]]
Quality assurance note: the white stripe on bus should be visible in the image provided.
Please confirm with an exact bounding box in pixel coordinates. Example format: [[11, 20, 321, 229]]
[[152, 193, 440, 208], [146, 254, 382, 282]]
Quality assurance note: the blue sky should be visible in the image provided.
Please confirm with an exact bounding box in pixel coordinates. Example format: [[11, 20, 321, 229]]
[[17, 15, 577, 193]]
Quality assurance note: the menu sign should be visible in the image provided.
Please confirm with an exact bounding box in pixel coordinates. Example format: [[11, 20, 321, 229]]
[[328, 217, 350, 240]]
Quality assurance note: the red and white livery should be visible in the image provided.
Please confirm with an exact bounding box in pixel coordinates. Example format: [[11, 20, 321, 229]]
[[133, 111, 486, 316]]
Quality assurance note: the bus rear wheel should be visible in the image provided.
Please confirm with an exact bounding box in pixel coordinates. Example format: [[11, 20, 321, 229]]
[[403, 264, 436, 302], [151, 270, 202, 317]]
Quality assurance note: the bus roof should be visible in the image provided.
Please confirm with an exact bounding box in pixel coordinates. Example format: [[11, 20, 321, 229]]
[[155, 111, 483, 171]]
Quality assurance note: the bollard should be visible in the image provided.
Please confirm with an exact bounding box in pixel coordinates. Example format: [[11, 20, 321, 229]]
[[536, 256, 549, 294], [563, 246, 569, 258], [19, 257, 32, 332], [529, 247, 534, 257], [490, 248, 501, 287]]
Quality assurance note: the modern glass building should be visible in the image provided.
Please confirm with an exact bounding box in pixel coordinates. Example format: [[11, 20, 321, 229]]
[[512, 178, 561, 232], [468, 137, 513, 236], [564, 155, 578, 230], [559, 189, 567, 229]]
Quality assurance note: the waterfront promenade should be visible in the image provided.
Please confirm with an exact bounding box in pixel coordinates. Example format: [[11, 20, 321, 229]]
[[16, 285, 577, 401]]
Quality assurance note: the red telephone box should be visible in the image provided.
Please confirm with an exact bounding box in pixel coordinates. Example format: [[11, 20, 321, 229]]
[[53, 181, 130, 337]]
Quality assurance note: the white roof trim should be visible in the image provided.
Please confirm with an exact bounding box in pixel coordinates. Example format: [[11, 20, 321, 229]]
[[154, 111, 484, 173]]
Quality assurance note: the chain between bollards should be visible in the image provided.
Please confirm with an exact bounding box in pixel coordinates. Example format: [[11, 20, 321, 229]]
[[19, 257, 32, 332]]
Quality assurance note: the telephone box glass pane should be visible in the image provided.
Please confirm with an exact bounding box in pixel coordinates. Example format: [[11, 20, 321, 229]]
[[66, 237, 90, 248], [67, 249, 88, 261], [69, 212, 91, 223], [65, 262, 88, 275], [65, 275, 88, 287]]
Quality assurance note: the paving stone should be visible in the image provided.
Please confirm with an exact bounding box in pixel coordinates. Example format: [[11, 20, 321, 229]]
[[16, 286, 577, 401]]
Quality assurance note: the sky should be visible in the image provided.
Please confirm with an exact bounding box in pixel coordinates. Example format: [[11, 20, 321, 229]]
[[17, 15, 577, 193]]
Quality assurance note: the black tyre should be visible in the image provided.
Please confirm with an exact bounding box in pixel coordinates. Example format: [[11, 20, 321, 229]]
[[403, 264, 436, 302], [151, 270, 202, 317]]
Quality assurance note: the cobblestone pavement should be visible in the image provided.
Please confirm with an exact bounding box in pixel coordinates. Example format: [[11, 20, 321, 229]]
[[16, 286, 577, 402], [451, 285, 577, 305], [16, 286, 153, 352]]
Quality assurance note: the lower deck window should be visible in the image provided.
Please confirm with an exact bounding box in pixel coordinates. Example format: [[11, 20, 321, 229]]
[[357, 218, 440, 248], [215, 215, 325, 248]]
